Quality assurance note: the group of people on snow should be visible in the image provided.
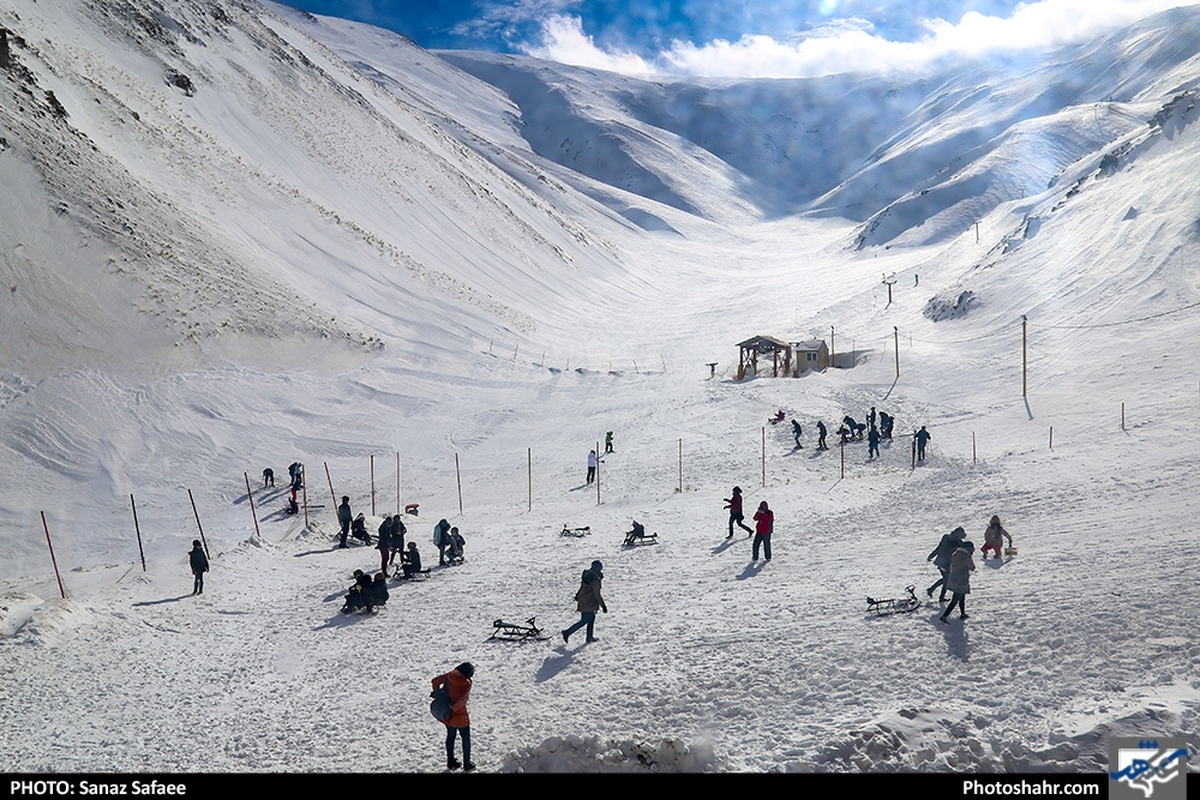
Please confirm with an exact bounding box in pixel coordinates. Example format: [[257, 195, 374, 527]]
[[775, 406, 914, 459], [925, 515, 1013, 623]]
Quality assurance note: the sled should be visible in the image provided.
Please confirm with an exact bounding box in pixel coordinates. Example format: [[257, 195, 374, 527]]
[[866, 585, 920, 616], [490, 616, 548, 642], [622, 531, 659, 547], [1004, 546, 1018, 556], [560, 524, 591, 538]]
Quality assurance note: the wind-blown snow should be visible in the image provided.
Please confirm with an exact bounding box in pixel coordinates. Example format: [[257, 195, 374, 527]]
[[0, 0, 1197, 774]]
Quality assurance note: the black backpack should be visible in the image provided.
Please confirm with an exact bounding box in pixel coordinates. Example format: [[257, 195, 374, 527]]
[[429, 682, 452, 722]]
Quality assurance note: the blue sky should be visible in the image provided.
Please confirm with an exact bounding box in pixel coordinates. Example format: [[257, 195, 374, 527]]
[[280, 1, 1199, 77]]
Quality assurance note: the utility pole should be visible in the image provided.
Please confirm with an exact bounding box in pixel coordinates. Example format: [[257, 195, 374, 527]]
[[882, 273, 897, 306], [893, 326, 900, 378], [1021, 315, 1028, 397]]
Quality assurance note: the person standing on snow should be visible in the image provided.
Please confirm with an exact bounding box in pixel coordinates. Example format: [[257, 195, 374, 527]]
[[752, 500, 774, 562], [337, 496, 352, 548], [433, 518, 452, 565], [724, 486, 753, 539], [431, 662, 475, 771], [189, 540, 209, 595], [915, 425, 932, 461], [816, 420, 828, 450], [562, 560, 606, 643], [791, 419, 803, 448], [925, 526, 965, 601], [940, 540, 976, 623], [587, 449, 600, 484], [604, 431, 614, 454], [868, 425, 881, 459]]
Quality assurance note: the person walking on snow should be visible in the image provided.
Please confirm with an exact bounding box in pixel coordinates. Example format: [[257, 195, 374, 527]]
[[725, 486, 753, 539], [431, 662, 475, 771], [940, 541, 976, 623], [189, 540, 209, 595], [915, 425, 931, 461], [981, 514, 1013, 560], [817, 420, 828, 450], [562, 560, 606, 643], [926, 526, 965, 601], [337, 496, 352, 548], [791, 419, 803, 448], [752, 500, 774, 562], [868, 425, 881, 459]]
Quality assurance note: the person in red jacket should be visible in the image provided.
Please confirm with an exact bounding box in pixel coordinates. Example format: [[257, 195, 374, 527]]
[[752, 500, 774, 562], [724, 486, 753, 539], [431, 662, 475, 771]]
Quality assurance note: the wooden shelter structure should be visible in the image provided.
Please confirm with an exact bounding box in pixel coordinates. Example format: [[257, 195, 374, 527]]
[[737, 335, 792, 380]]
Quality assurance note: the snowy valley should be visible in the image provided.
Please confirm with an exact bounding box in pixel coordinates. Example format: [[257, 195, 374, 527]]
[[0, 0, 1197, 773]]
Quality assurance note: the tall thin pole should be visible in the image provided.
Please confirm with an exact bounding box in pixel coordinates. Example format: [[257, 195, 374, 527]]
[[244, 472, 262, 539], [455, 453, 463, 515], [678, 438, 683, 493], [188, 488, 209, 557], [972, 432, 977, 464], [893, 326, 900, 378], [830, 325, 835, 368], [1121, 402, 1125, 431], [41, 511, 66, 599], [301, 466, 309, 528], [595, 441, 601, 505], [1022, 315, 1028, 397], [761, 426, 766, 487], [527, 447, 532, 512], [370, 455, 376, 516], [396, 452, 401, 516], [840, 437, 845, 479], [324, 462, 336, 511], [130, 493, 147, 572]]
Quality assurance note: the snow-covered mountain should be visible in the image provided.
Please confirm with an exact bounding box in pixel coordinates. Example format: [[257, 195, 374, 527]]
[[1, 0, 1197, 773]]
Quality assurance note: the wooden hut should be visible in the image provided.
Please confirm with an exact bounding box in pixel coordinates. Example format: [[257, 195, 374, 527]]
[[737, 335, 792, 380], [792, 339, 830, 373]]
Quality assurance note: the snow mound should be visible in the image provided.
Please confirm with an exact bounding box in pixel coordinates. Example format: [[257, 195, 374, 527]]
[[499, 734, 724, 773], [923, 290, 978, 321], [0, 594, 91, 645]]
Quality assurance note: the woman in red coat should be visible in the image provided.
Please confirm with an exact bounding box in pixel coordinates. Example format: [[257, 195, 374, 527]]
[[431, 663, 475, 771], [752, 500, 774, 561]]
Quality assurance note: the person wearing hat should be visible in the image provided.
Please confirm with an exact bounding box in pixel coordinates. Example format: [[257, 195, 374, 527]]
[[562, 560, 606, 643], [431, 662, 475, 771], [724, 486, 753, 539], [188, 540, 209, 595], [752, 500, 774, 561], [337, 495, 352, 548], [925, 526, 966, 602]]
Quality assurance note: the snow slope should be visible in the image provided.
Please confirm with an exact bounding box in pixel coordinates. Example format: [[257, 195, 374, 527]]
[[0, 0, 1197, 773]]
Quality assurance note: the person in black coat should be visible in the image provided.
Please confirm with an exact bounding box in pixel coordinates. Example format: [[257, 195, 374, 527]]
[[189, 540, 209, 595], [402, 542, 423, 579]]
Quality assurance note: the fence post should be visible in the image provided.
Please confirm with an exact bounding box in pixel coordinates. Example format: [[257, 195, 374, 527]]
[[41, 511, 66, 599], [130, 494, 146, 572]]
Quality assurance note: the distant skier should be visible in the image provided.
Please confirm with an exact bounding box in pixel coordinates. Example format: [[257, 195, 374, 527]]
[[816, 420, 828, 450], [752, 500, 774, 562], [791, 419, 803, 448], [189, 540, 209, 595], [337, 496, 352, 548], [562, 560, 606, 644], [262, 467, 274, 488], [915, 425, 931, 461], [724, 486, 753, 539]]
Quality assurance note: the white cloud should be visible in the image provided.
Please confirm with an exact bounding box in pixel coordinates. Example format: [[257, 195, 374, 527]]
[[523, 0, 1200, 78], [523, 14, 656, 75]]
